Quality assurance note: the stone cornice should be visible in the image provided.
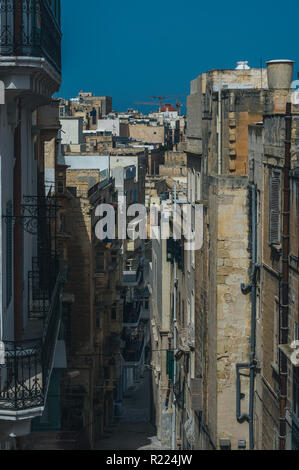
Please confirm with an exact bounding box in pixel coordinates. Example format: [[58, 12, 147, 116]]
[[0, 56, 61, 101]]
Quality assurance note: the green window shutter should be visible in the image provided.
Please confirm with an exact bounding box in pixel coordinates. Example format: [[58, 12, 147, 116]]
[[269, 170, 281, 245], [6, 201, 13, 307], [166, 350, 174, 382]]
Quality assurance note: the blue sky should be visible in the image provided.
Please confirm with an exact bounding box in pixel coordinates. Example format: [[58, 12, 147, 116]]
[[58, 0, 299, 112]]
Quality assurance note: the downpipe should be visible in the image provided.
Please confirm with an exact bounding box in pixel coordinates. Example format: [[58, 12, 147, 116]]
[[237, 184, 258, 450], [279, 103, 292, 450]]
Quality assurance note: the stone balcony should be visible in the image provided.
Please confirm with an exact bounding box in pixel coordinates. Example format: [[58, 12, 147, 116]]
[[0, 0, 62, 106]]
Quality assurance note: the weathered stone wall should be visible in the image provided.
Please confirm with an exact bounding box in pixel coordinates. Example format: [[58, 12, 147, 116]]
[[66, 169, 101, 195], [215, 176, 251, 448], [129, 124, 166, 144]]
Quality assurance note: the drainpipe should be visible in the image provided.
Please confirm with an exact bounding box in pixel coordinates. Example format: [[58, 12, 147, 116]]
[[217, 84, 222, 175], [172, 259, 177, 450], [237, 184, 258, 450], [13, 102, 22, 341], [172, 185, 177, 450], [0, 155, 2, 343], [279, 102, 292, 450]]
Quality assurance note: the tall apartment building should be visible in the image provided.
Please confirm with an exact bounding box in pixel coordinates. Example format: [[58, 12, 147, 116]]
[[0, 0, 64, 449], [183, 61, 268, 450], [180, 59, 299, 450], [59, 166, 123, 447], [149, 197, 186, 448], [248, 65, 299, 449]]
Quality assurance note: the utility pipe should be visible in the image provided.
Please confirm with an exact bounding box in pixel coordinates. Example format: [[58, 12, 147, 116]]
[[217, 84, 222, 175], [238, 184, 258, 450], [172, 185, 177, 450], [279, 103, 292, 450]]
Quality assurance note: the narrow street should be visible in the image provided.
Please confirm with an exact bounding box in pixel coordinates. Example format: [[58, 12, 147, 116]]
[[96, 371, 168, 450]]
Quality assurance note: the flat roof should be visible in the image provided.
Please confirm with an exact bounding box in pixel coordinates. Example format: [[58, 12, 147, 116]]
[[63, 155, 109, 170]]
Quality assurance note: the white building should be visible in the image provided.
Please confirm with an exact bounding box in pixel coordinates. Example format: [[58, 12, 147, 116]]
[[60, 116, 84, 145], [98, 118, 121, 136]]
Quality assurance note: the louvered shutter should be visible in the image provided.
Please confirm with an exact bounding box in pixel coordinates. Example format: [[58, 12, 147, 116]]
[[269, 171, 281, 245]]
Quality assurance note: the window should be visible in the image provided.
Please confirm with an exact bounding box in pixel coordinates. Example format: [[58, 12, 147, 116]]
[[95, 309, 100, 329], [111, 304, 117, 321], [269, 170, 281, 245], [6, 201, 13, 307], [96, 253, 105, 272], [57, 181, 64, 194]]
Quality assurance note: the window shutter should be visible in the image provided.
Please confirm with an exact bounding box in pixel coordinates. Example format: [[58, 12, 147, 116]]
[[6, 201, 13, 306], [269, 171, 281, 245]]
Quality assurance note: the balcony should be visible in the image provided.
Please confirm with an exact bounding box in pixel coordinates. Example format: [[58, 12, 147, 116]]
[[0, 0, 61, 72], [122, 335, 145, 367], [122, 268, 143, 288], [0, 273, 64, 422], [0, 0, 62, 98], [166, 238, 184, 271], [28, 255, 59, 320], [178, 324, 195, 352], [123, 301, 142, 328]]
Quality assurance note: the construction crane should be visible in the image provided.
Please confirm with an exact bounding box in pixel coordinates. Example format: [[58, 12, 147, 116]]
[[135, 94, 186, 116], [149, 96, 166, 107], [134, 102, 161, 107]]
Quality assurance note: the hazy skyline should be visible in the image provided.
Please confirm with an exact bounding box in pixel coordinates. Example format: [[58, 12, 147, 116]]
[[58, 0, 299, 112]]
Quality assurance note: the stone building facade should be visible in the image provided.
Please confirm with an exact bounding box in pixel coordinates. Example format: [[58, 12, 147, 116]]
[[248, 87, 299, 450]]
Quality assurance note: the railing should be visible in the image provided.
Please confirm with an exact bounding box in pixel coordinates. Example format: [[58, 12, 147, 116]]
[[123, 300, 142, 326], [173, 379, 185, 410], [122, 268, 143, 287], [0, 274, 64, 412], [28, 255, 59, 320], [0, 0, 62, 75], [178, 324, 195, 352], [122, 335, 145, 364], [0, 339, 43, 411], [167, 238, 184, 271]]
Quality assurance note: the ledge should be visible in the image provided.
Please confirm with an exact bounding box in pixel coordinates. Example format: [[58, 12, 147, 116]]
[[279, 343, 299, 367], [0, 56, 61, 101]]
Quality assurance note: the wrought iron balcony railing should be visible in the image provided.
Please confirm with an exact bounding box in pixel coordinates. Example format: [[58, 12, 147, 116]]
[[123, 300, 142, 327], [122, 335, 145, 365], [0, 273, 64, 413], [0, 0, 62, 75], [167, 238, 184, 271], [173, 379, 185, 410], [28, 255, 59, 320]]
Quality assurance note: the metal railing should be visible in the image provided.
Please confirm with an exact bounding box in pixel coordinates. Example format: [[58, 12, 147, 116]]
[[28, 255, 59, 320], [122, 335, 145, 364], [0, 0, 62, 75], [0, 274, 64, 412]]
